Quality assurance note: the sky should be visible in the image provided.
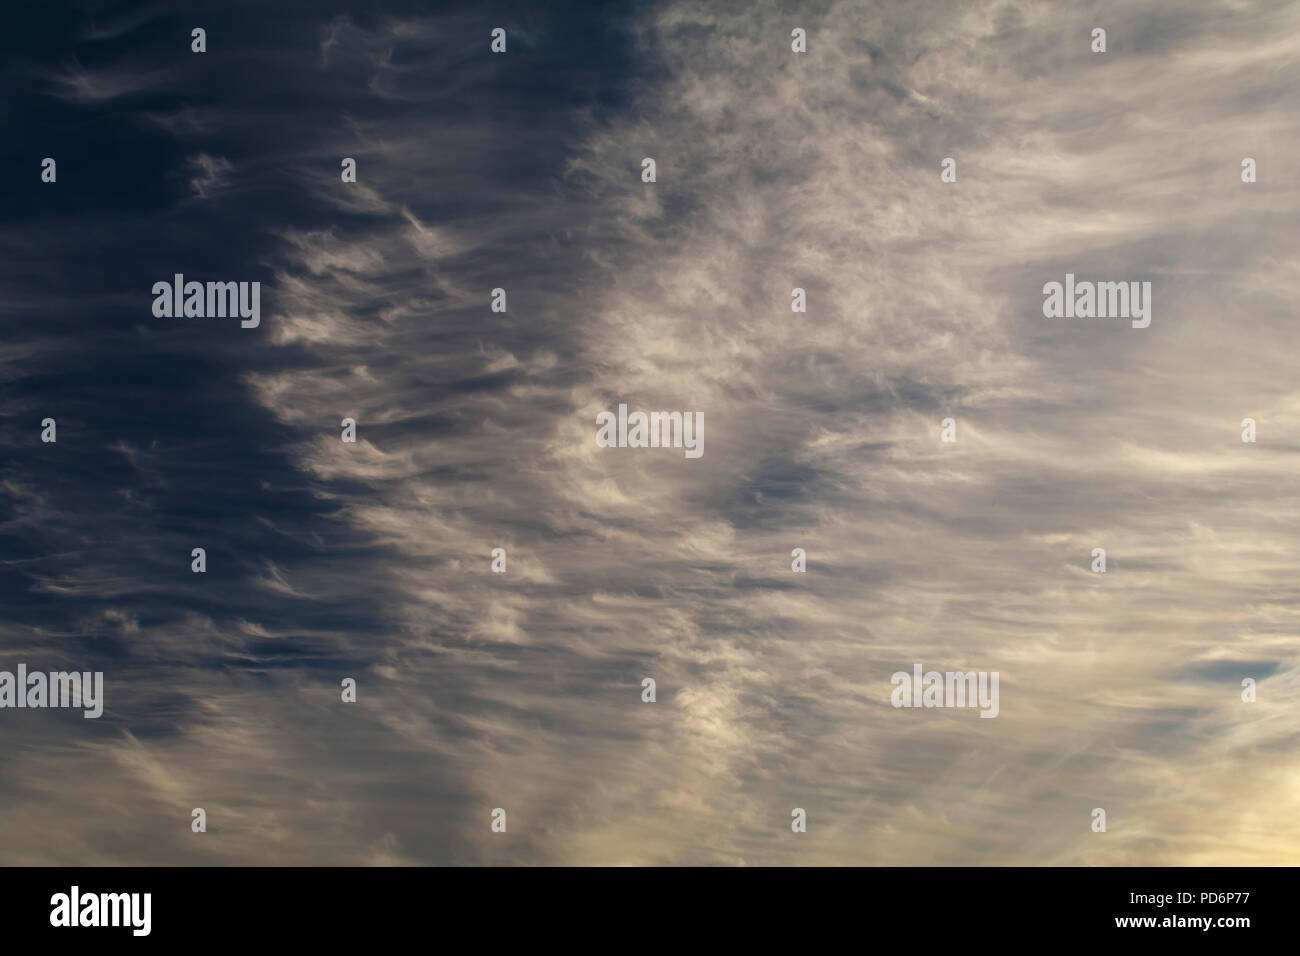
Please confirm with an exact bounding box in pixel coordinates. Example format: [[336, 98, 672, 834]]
[[1, 0, 1299, 865]]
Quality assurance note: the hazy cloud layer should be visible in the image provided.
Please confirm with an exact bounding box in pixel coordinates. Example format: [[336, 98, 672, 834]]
[[1, 0, 1297, 865]]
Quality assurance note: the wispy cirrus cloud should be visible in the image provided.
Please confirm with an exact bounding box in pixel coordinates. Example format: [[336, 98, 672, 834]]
[[43, 59, 170, 103], [1, 0, 1298, 866]]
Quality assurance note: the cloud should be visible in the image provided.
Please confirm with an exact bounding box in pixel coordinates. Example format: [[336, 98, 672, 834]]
[[43, 60, 169, 103], [2, 0, 1297, 865], [186, 153, 233, 199]]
